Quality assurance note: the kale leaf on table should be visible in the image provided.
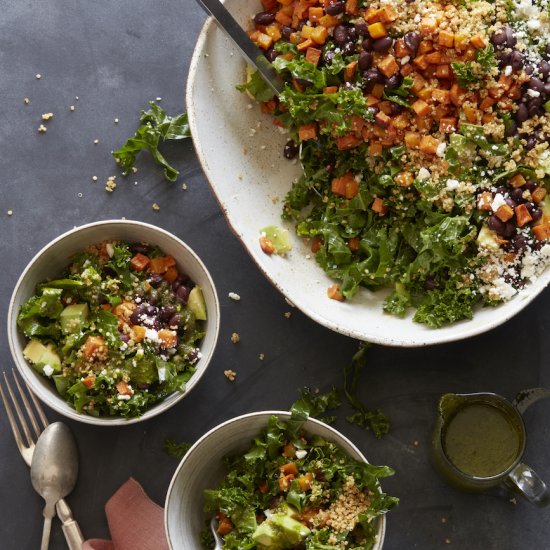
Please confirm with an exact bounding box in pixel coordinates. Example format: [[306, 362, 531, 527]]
[[112, 101, 190, 182]]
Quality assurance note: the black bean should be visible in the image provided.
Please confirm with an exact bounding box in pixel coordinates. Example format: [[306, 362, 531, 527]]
[[120, 333, 130, 344], [341, 42, 356, 56], [347, 25, 358, 41], [524, 181, 538, 193], [148, 273, 164, 287], [538, 61, 550, 79], [547, 44, 550, 57], [544, 83, 550, 95], [512, 234, 528, 250], [281, 26, 292, 41], [283, 140, 299, 160], [145, 304, 158, 316], [363, 68, 385, 84], [403, 31, 421, 54], [385, 74, 402, 89], [503, 221, 516, 238], [496, 186, 508, 195], [488, 215, 506, 234], [505, 197, 517, 208], [531, 208, 543, 223], [177, 285, 190, 304], [295, 78, 312, 88], [355, 22, 369, 36], [159, 305, 176, 321], [168, 313, 183, 330], [529, 77, 544, 92], [265, 48, 280, 63], [510, 188, 525, 203], [97, 293, 109, 305], [333, 25, 349, 45], [515, 103, 529, 123], [491, 29, 507, 47], [506, 121, 518, 136], [343, 81, 356, 91], [389, 102, 403, 115], [373, 37, 394, 52], [130, 242, 152, 255], [147, 291, 158, 306], [510, 51, 524, 70], [172, 279, 181, 291], [525, 136, 537, 150], [423, 278, 436, 290], [358, 51, 373, 71], [362, 37, 374, 51], [254, 11, 275, 25], [524, 65, 534, 75], [504, 26, 517, 47], [187, 348, 200, 364], [405, 0, 415, 4], [325, 0, 345, 15], [498, 51, 512, 69]]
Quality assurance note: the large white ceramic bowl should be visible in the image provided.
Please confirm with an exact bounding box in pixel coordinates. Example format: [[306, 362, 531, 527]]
[[8, 220, 220, 426], [165, 411, 387, 549], [187, 0, 550, 347]]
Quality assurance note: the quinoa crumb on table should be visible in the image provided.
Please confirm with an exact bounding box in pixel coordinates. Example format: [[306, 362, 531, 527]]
[[243, 0, 550, 328]]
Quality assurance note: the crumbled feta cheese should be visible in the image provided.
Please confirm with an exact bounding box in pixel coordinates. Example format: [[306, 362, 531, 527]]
[[42, 365, 54, 377], [491, 193, 507, 212], [228, 292, 241, 301]]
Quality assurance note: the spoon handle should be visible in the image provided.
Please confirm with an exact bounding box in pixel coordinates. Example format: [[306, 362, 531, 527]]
[[40, 516, 52, 550], [56, 498, 85, 550]]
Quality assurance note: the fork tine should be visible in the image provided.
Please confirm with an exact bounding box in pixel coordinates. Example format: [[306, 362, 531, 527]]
[[0, 372, 27, 452], [21, 373, 49, 431], [11, 369, 46, 437], [2, 371, 34, 447]]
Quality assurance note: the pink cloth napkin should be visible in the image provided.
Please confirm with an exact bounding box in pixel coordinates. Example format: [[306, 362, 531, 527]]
[[83, 478, 169, 550]]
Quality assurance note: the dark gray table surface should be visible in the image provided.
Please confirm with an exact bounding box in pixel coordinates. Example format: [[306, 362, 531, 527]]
[[1, 1, 549, 549]]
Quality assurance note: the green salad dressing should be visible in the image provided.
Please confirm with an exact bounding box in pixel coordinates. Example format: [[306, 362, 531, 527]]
[[443, 403, 522, 478]]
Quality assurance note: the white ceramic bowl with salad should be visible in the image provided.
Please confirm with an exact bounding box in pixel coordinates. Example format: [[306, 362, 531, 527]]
[[8, 220, 220, 426], [187, 0, 550, 346], [165, 411, 395, 549]]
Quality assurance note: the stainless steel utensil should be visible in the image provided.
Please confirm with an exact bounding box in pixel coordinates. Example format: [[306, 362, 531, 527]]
[[194, 0, 283, 95], [210, 516, 223, 550], [0, 369, 85, 549], [31, 422, 79, 550]]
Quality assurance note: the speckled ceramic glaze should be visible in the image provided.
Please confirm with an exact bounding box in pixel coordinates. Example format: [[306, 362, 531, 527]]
[[187, 0, 550, 346], [7, 220, 220, 426], [164, 411, 387, 549]]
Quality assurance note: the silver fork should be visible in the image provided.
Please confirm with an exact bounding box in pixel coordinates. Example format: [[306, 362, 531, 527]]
[[0, 369, 85, 550]]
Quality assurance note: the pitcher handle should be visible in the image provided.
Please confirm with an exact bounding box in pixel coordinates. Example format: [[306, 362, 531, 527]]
[[512, 388, 550, 415], [505, 463, 550, 507]]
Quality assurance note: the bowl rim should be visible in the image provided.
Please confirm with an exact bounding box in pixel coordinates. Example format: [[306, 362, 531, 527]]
[[186, 8, 550, 348], [164, 410, 387, 549], [7, 219, 220, 426]]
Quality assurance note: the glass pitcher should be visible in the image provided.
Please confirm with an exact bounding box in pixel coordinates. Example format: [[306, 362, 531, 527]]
[[432, 388, 550, 506]]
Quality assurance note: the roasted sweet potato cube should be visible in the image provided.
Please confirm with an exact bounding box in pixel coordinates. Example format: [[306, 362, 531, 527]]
[[496, 204, 514, 222], [327, 284, 345, 301], [515, 204, 533, 227], [311, 25, 329, 44], [404, 131, 421, 149], [418, 135, 440, 155], [130, 253, 150, 272], [510, 174, 526, 188], [308, 6, 324, 22], [395, 171, 414, 187], [532, 187, 547, 203], [377, 55, 399, 77], [420, 17, 438, 35], [298, 123, 318, 141], [432, 89, 451, 104], [478, 191, 493, 211], [533, 223, 550, 241], [371, 197, 389, 214], [438, 31, 455, 48], [368, 22, 388, 39], [336, 133, 361, 150], [470, 34, 486, 49], [411, 99, 431, 117], [305, 46, 322, 66]]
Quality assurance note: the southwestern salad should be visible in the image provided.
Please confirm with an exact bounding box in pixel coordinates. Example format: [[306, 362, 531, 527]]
[[17, 241, 206, 418], [241, 0, 550, 327], [203, 414, 398, 549]]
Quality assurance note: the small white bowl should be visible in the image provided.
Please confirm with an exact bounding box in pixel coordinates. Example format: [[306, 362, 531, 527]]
[[7, 220, 220, 426], [165, 411, 387, 549], [187, 0, 550, 346]]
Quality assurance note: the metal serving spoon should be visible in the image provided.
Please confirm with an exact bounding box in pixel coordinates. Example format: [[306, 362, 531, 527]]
[[31, 422, 79, 550], [210, 516, 223, 550]]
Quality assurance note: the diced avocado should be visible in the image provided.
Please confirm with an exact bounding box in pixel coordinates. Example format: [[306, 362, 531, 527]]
[[270, 514, 310, 546], [53, 374, 70, 395], [544, 100, 550, 114], [260, 226, 292, 254], [540, 195, 550, 219], [252, 512, 310, 549], [253, 521, 285, 550], [23, 339, 61, 375], [477, 225, 499, 251], [188, 286, 207, 321], [60, 303, 89, 333]]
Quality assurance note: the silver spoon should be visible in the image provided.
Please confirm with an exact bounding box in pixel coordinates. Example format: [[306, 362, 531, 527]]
[[210, 516, 223, 550], [31, 422, 79, 550]]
